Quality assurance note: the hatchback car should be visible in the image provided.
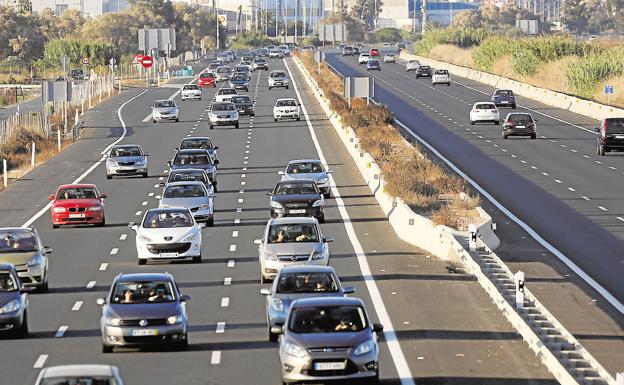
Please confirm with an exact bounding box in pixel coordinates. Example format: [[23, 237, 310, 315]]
[[231, 95, 255, 116], [0, 264, 29, 337], [180, 84, 202, 101], [273, 98, 301, 121], [261, 265, 354, 341], [502, 112, 537, 139], [168, 149, 218, 191], [49, 184, 107, 228], [206, 62, 221, 73], [159, 181, 215, 226], [151, 100, 179, 123], [432, 69, 451, 86], [383, 54, 395, 63], [229, 74, 250, 91], [280, 159, 332, 198], [366, 59, 381, 71], [164, 169, 213, 192], [0, 228, 51, 291], [198, 72, 217, 88], [491, 89, 516, 109], [215, 66, 232, 82], [209, 102, 240, 129], [342, 47, 355, 56], [275, 297, 383, 384], [98, 272, 191, 352], [105, 144, 149, 179], [596, 117, 624, 155], [253, 58, 269, 71], [215, 88, 238, 103], [369, 48, 380, 57], [176, 136, 219, 163], [406, 59, 420, 72], [415, 65, 433, 78], [358, 53, 371, 65], [470, 102, 500, 125], [255, 217, 333, 283], [35, 365, 124, 385], [269, 179, 324, 222], [269, 70, 289, 90], [133, 208, 202, 265]]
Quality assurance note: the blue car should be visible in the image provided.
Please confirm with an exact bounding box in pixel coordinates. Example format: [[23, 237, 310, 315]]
[[0, 264, 29, 338], [366, 59, 381, 71]]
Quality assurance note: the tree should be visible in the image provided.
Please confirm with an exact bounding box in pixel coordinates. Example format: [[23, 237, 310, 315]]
[[350, 0, 383, 30], [561, 0, 589, 34]]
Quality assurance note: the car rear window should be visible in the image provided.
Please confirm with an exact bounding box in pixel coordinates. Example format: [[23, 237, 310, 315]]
[[496, 90, 514, 96], [155, 101, 175, 108], [169, 171, 207, 184], [435, 70, 448, 75], [181, 138, 213, 149], [286, 161, 324, 174], [183, 85, 199, 90], [475, 103, 495, 110], [232, 96, 252, 104], [605, 118, 624, 134], [164, 184, 206, 198], [508, 114, 533, 124], [40, 377, 114, 385], [212, 103, 235, 111], [276, 272, 338, 294], [219, 89, 237, 95]]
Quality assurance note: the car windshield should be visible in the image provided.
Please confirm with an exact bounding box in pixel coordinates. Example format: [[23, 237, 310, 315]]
[[219, 89, 237, 95], [0, 229, 38, 253], [289, 305, 367, 333], [174, 152, 212, 165], [40, 377, 114, 385], [180, 138, 213, 149], [605, 118, 624, 134], [276, 271, 338, 294], [111, 281, 176, 304], [168, 171, 207, 184], [163, 184, 206, 198], [212, 103, 236, 111], [155, 101, 175, 108], [200, 73, 215, 79], [368, 60, 379, 65], [287, 162, 324, 174], [508, 114, 533, 124], [217, 67, 231, 73], [268, 223, 319, 243], [142, 210, 193, 228], [271, 72, 286, 78], [275, 183, 317, 195], [0, 271, 19, 292], [254, 59, 266, 63], [232, 96, 252, 104], [183, 85, 199, 90], [57, 187, 98, 200], [475, 103, 496, 110], [496, 90, 513, 96], [110, 146, 142, 157], [231, 75, 246, 81], [276, 100, 297, 107]]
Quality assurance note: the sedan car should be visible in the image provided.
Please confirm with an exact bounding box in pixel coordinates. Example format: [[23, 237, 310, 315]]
[[98, 272, 191, 352], [273, 98, 301, 121], [470, 102, 500, 125], [180, 84, 202, 101], [366, 59, 381, 71], [253, 58, 269, 71], [269, 49, 284, 59], [415, 65, 433, 78], [159, 181, 215, 226], [215, 66, 232, 82], [0, 264, 29, 338], [105, 144, 149, 179], [168, 149, 218, 191], [280, 159, 332, 198], [215, 88, 238, 103], [0, 228, 51, 292], [269, 179, 324, 222], [406, 59, 420, 72], [209, 102, 240, 129], [358, 53, 371, 64], [177, 136, 219, 163], [502, 112, 537, 139], [261, 265, 354, 341], [255, 217, 333, 283], [432, 69, 451, 86], [164, 169, 213, 192], [234, 65, 252, 80], [229, 74, 250, 91], [151, 100, 179, 123], [133, 208, 202, 265], [35, 365, 124, 385], [491, 89, 517, 109], [369, 48, 380, 57], [383, 54, 396, 63], [231, 95, 255, 116], [595, 117, 624, 155], [206, 62, 221, 73], [274, 297, 383, 384], [269, 70, 289, 90], [49, 184, 106, 228]]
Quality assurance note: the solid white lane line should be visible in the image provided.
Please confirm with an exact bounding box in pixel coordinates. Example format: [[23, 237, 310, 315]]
[[33, 354, 48, 369], [216, 322, 226, 333], [99, 263, 108, 271], [211, 351, 222, 365], [232, 231, 239, 238], [599, 206, 608, 211], [72, 301, 83, 311], [229, 244, 237, 252], [55, 325, 68, 338], [119, 234, 127, 241], [224, 277, 232, 286], [110, 248, 118, 255], [227, 260, 235, 268], [86, 281, 96, 289], [221, 297, 230, 307]]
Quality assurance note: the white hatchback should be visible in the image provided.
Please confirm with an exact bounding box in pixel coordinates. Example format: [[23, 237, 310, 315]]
[[406, 60, 420, 72], [383, 54, 396, 63], [432, 69, 451, 86], [470, 102, 500, 125], [358, 53, 371, 64]]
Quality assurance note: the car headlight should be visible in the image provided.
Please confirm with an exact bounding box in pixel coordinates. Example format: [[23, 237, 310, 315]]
[[232, 112, 239, 119], [285, 343, 307, 359], [200, 203, 210, 210], [88, 206, 102, 212], [138, 234, 153, 243], [264, 250, 278, 261], [354, 339, 375, 356], [270, 201, 284, 210], [312, 200, 323, 207], [108, 317, 121, 326], [52, 207, 66, 213], [26, 255, 43, 267], [167, 315, 182, 325], [0, 300, 20, 314], [182, 232, 199, 242], [271, 298, 284, 312], [106, 160, 118, 166], [311, 251, 324, 260], [136, 160, 147, 166], [209, 113, 217, 119], [318, 177, 328, 184], [153, 111, 161, 117]]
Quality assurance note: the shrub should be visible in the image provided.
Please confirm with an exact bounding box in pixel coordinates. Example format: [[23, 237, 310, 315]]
[[566, 47, 624, 97]]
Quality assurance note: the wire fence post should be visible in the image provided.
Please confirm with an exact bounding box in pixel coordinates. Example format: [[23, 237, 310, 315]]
[[57, 129, 61, 152], [31, 142, 35, 167], [3, 159, 7, 188]]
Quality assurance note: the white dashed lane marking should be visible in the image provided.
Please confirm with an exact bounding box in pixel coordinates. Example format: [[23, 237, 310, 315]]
[[599, 206, 608, 211], [234, 219, 240, 224], [55, 325, 68, 338], [216, 322, 226, 334], [33, 354, 48, 369], [110, 248, 118, 255], [86, 281, 96, 289], [227, 260, 235, 268], [211, 351, 222, 365], [232, 231, 239, 238], [72, 301, 83, 311], [119, 234, 127, 241], [99, 263, 108, 271], [224, 277, 232, 286], [221, 297, 230, 307], [229, 244, 237, 252]]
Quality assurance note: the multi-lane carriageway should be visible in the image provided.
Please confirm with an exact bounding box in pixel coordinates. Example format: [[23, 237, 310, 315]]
[[0, 52, 615, 385]]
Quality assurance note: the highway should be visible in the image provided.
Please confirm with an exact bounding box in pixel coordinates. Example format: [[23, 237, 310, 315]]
[[0, 57, 556, 385]]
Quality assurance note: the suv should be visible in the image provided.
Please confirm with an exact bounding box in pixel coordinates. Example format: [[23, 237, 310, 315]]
[[268, 70, 289, 90], [595, 117, 624, 155], [0, 228, 51, 292], [491, 89, 516, 109], [502, 112, 537, 139]]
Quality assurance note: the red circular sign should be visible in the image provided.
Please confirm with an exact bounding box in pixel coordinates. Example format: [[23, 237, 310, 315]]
[[133, 54, 144, 64], [140, 56, 153, 68]]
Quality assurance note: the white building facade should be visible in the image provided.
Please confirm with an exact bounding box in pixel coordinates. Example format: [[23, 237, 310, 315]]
[[31, 0, 128, 16]]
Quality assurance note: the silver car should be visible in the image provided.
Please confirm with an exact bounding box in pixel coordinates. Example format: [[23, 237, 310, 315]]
[[280, 159, 333, 198], [35, 365, 125, 385], [215, 66, 232, 82], [159, 181, 215, 226], [406, 59, 420, 72], [105, 144, 149, 179], [255, 217, 333, 284], [274, 297, 383, 384], [176, 136, 219, 163], [0, 227, 51, 291], [268, 70, 289, 89], [151, 99, 179, 123], [261, 265, 354, 341], [209, 102, 239, 129], [164, 168, 214, 192]]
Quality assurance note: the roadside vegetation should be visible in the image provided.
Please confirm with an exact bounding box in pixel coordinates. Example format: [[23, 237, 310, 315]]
[[296, 52, 481, 230]]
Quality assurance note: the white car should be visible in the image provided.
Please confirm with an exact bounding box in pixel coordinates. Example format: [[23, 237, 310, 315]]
[[215, 88, 238, 103], [133, 208, 202, 265], [470, 102, 500, 125], [268, 70, 289, 89], [159, 181, 215, 226], [358, 53, 371, 64], [180, 84, 202, 101], [406, 59, 420, 72], [215, 66, 232, 82], [273, 98, 301, 121], [432, 69, 451, 86], [383, 54, 396, 63], [269, 50, 284, 59]]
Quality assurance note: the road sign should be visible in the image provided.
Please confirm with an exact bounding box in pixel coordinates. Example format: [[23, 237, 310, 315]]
[[82, 57, 89, 65], [140, 56, 154, 68], [313, 50, 325, 63], [60, 55, 70, 70], [133, 54, 145, 64], [605, 85, 614, 94], [109, 58, 117, 66]]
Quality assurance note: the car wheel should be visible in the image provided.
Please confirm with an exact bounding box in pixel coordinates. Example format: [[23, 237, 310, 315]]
[[318, 213, 325, 223], [260, 273, 268, 284], [269, 86, 272, 90], [97, 218, 106, 227], [102, 345, 113, 354], [494, 120, 500, 125], [152, 119, 156, 123], [296, 116, 301, 121], [52, 223, 59, 229], [469, 120, 474, 125], [138, 258, 146, 265], [269, 327, 278, 342], [40, 276, 49, 293], [142, 172, 148, 178], [193, 255, 202, 263], [207, 217, 214, 227], [447, 83, 451, 86], [16, 312, 28, 338], [530, 133, 537, 139], [502, 133, 508, 139], [286, 85, 289, 89], [512, 104, 517, 109], [598, 144, 606, 156], [274, 118, 277, 122], [209, 124, 214, 129], [175, 118, 179, 122], [106, 174, 112, 180], [235, 122, 239, 129], [176, 336, 189, 350]]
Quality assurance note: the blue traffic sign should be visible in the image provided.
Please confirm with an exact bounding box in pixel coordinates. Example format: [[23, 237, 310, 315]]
[[605, 85, 614, 94]]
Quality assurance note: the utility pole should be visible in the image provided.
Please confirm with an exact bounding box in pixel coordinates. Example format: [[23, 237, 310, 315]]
[[276, 0, 279, 38], [421, 0, 427, 34], [412, 0, 416, 33], [295, 0, 298, 43]]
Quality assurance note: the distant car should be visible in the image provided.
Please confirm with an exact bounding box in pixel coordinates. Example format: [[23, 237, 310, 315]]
[[0, 264, 29, 337], [275, 297, 383, 384], [215, 66, 232, 82], [273, 98, 301, 121], [49, 184, 106, 228], [268, 70, 289, 90], [151, 99, 179, 122], [358, 53, 371, 64], [432, 69, 451, 86], [215, 88, 238, 103], [237, 62, 253, 76], [98, 272, 191, 352], [206, 62, 221, 73], [595, 117, 624, 155], [406, 59, 420, 72], [198, 72, 216, 88], [165, 169, 213, 191], [67, 68, 89, 81], [255, 217, 333, 283], [342, 46, 355, 56], [176, 136, 219, 163], [383, 54, 396, 63], [216, 53, 230, 63], [208, 102, 240, 129], [269, 49, 284, 59], [470, 102, 500, 125], [231, 95, 255, 116], [415, 65, 433, 78], [181, 84, 202, 101], [280, 159, 332, 198], [268, 179, 324, 222], [261, 265, 355, 341], [278, 45, 291, 56], [502, 112, 537, 139], [168, 149, 217, 190], [229, 74, 250, 91], [105, 144, 149, 179], [397, 42, 406, 52], [35, 365, 124, 385], [491, 89, 516, 109], [0, 228, 51, 292], [159, 181, 215, 226], [366, 59, 381, 71], [369, 48, 380, 57], [253, 58, 269, 71]]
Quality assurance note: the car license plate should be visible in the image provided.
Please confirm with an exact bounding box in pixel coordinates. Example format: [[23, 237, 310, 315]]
[[516, 125, 526, 128], [131, 329, 158, 336], [69, 213, 86, 218], [616, 135, 624, 139], [290, 209, 306, 214], [159, 252, 179, 258], [500, 101, 509, 104], [315, 362, 346, 371]]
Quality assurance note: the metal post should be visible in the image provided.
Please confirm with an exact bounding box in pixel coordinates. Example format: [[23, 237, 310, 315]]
[[31, 142, 35, 167], [468, 223, 477, 251], [276, 0, 279, 38], [514, 271, 525, 309], [63, 101, 68, 136], [412, 0, 416, 33], [3, 159, 7, 188], [615, 372, 623, 385], [57, 129, 61, 151], [421, 0, 427, 34]]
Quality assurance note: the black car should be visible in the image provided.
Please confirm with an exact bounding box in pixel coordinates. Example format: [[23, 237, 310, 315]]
[[502, 112, 537, 139], [164, 169, 213, 191], [231, 95, 255, 116], [397, 43, 406, 52], [268, 179, 325, 222], [98, 273, 191, 352], [415, 65, 433, 78], [228, 74, 250, 91], [0, 264, 29, 338], [596, 117, 624, 155], [168, 149, 218, 191], [491, 89, 517, 109], [67, 68, 88, 81]]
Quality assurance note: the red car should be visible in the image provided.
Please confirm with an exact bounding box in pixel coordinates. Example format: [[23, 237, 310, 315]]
[[49, 184, 107, 228], [198, 72, 216, 88], [369, 48, 380, 57]]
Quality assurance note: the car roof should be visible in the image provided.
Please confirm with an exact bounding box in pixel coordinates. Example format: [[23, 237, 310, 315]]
[[154, 99, 173, 103], [288, 159, 322, 164], [111, 144, 142, 148], [39, 365, 116, 378], [280, 265, 337, 274], [473, 102, 495, 106], [169, 168, 207, 174], [291, 296, 364, 308], [276, 179, 316, 185], [182, 136, 211, 141], [164, 181, 206, 187], [57, 183, 97, 189], [270, 216, 319, 225], [177, 148, 210, 154], [276, 98, 296, 102]]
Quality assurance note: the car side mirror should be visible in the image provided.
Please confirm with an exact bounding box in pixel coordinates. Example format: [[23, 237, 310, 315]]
[[214, 159, 219, 165], [145, 153, 150, 157], [277, 171, 285, 175], [324, 236, 334, 243], [20, 286, 36, 293], [103, 154, 108, 159], [534, 119, 538, 123], [131, 224, 139, 232], [342, 286, 355, 294], [96, 298, 106, 306], [214, 146, 220, 149], [326, 170, 333, 174], [594, 127, 600, 132], [260, 288, 271, 295], [174, 147, 179, 151], [372, 323, 384, 333], [167, 161, 172, 167], [44, 246, 53, 254], [159, 182, 165, 187], [181, 294, 192, 302], [100, 194, 107, 199], [254, 239, 263, 245], [270, 326, 283, 335], [48, 195, 55, 201]]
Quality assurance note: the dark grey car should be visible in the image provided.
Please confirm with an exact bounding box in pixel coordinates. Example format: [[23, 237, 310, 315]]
[[98, 272, 191, 352], [229, 74, 250, 91], [231, 95, 255, 116], [164, 169, 213, 192], [0, 264, 29, 338], [176, 137, 219, 163], [269, 179, 325, 222], [168, 149, 218, 191], [491, 89, 517, 109]]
